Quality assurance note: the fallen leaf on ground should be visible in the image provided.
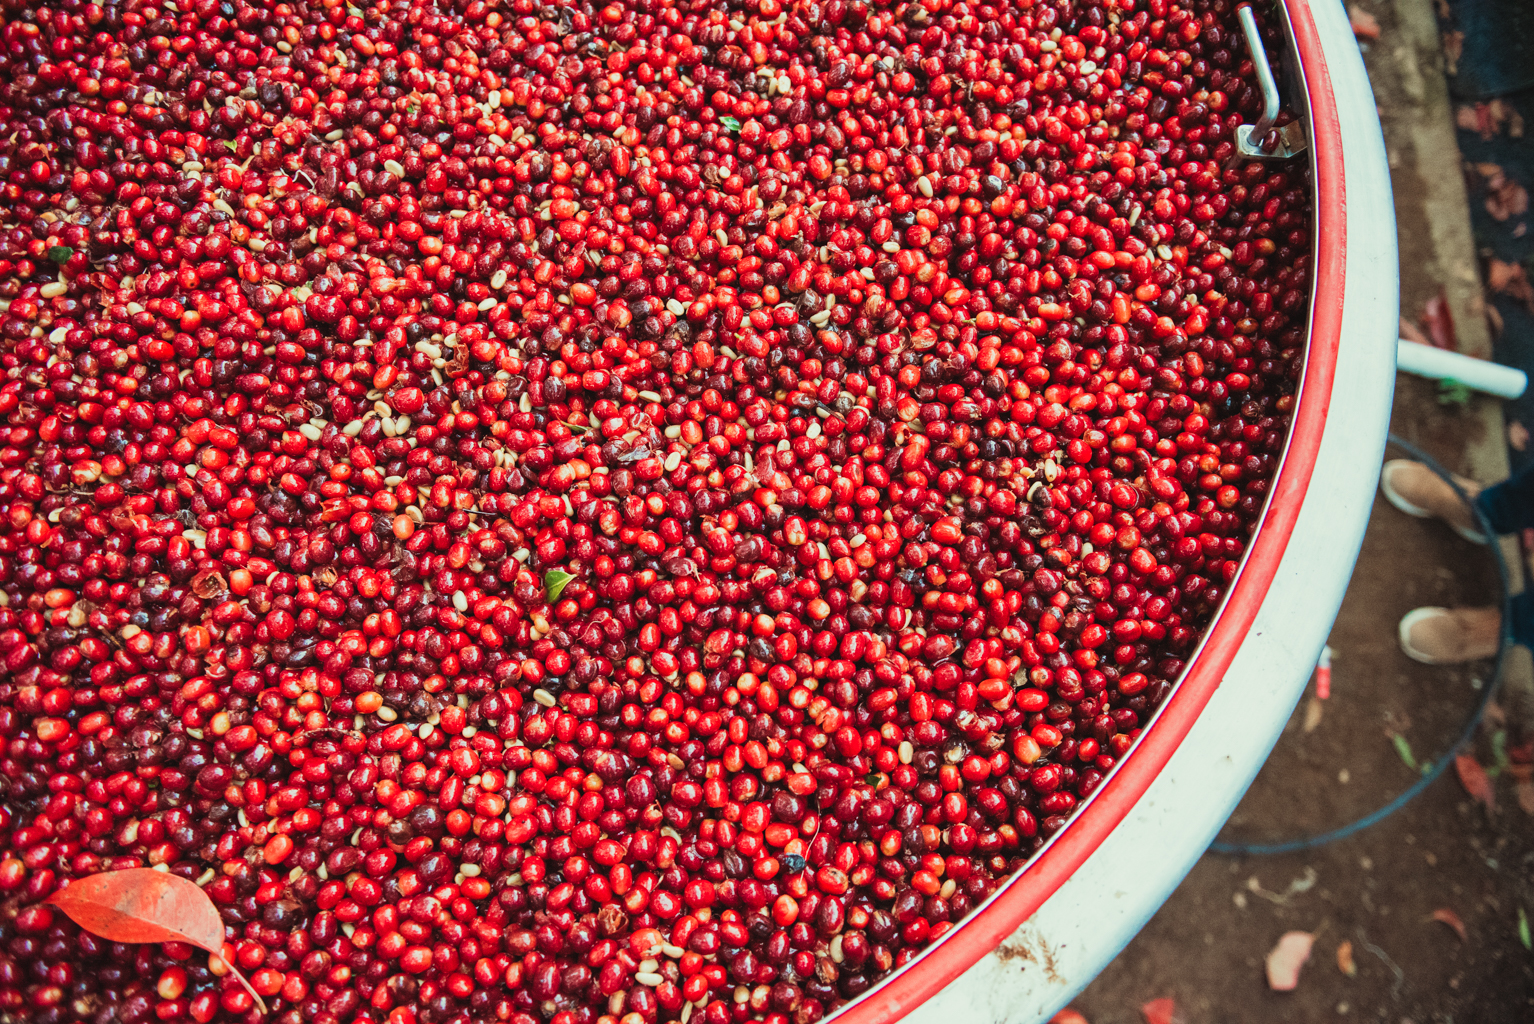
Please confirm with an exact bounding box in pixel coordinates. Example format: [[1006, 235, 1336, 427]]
[[1517, 780, 1534, 816], [1455, 754, 1496, 811], [1422, 290, 1458, 350], [1049, 1012, 1090, 1024], [1399, 316, 1432, 347], [1266, 931, 1315, 991], [1431, 908, 1468, 942], [1337, 940, 1357, 977], [1141, 998, 1176, 1024], [1485, 702, 1508, 731], [1491, 729, 1512, 777], [1438, 379, 1472, 409], [1303, 697, 1324, 732], [1348, 5, 1380, 39], [1486, 172, 1530, 222], [1473, 162, 1530, 221], [1488, 259, 1534, 311], [1491, 98, 1526, 138], [1458, 101, 1528, 139], [1391, 733, 1419, 772], [1520, 908, 1531, 950], [1442, 30, 1463, 74]]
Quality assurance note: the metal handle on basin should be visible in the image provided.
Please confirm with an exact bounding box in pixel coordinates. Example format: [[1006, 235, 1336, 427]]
[[1234, 4, 1309, 161]]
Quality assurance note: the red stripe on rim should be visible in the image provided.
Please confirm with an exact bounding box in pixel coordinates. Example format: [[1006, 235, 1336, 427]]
[[829, 2, 1346, 1020]]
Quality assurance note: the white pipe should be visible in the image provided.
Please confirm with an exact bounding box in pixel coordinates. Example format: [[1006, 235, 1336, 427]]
[[1397, 339, 1528, 399]]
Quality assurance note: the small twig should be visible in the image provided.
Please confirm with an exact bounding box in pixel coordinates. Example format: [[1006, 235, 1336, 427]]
[[1356, 928, 1405, 999], [786, 790, 825, 880], [1246, 866, 1317, 905]]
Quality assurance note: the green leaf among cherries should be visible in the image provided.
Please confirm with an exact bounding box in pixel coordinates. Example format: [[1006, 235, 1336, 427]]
[[544, 569, 575, 602]]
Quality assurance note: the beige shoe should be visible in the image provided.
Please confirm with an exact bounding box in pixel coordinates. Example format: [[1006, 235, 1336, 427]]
[[1379, 460, 1487, 544], [1398, 606, 1502, 664]]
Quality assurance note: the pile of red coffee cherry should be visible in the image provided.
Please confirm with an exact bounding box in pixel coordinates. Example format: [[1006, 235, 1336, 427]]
[[0, 0, 1311, 1020]]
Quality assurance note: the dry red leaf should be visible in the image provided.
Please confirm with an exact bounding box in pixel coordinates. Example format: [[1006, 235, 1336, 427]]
[[1049, 1011, 1091, 1024], [1489, 99, 1527, 138], [1399, 316, 1432, 348], [1431, 908, 1468, 942], [1348, 5, 1381, 40], [1141, 997, 1176, 1024], [1458, 102, 1528, 140], [47, 868, 222, 948], [1517, 779, 1534, 815], [1488, 259, 1534, 312], [1337, 940, 1357, 977], [1497, 99, 1526, 138], [1459, 103, 1491, 137], [1442, 30, 1463, 74], [1485, 172, 1530, 222], [1265, 931, 1315, 991], [1422, 290, 1458, 351], [46, 869, 266, 1012], [1455, 754, 1497, 811]]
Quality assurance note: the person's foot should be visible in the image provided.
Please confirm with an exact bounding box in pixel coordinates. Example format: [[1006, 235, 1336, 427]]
[[1379, 459, 1487, 543], [1398, 606, 1503, 664]]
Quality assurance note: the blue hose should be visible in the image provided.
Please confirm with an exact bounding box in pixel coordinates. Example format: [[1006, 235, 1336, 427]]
[[1208, 434, 1512, 855]]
